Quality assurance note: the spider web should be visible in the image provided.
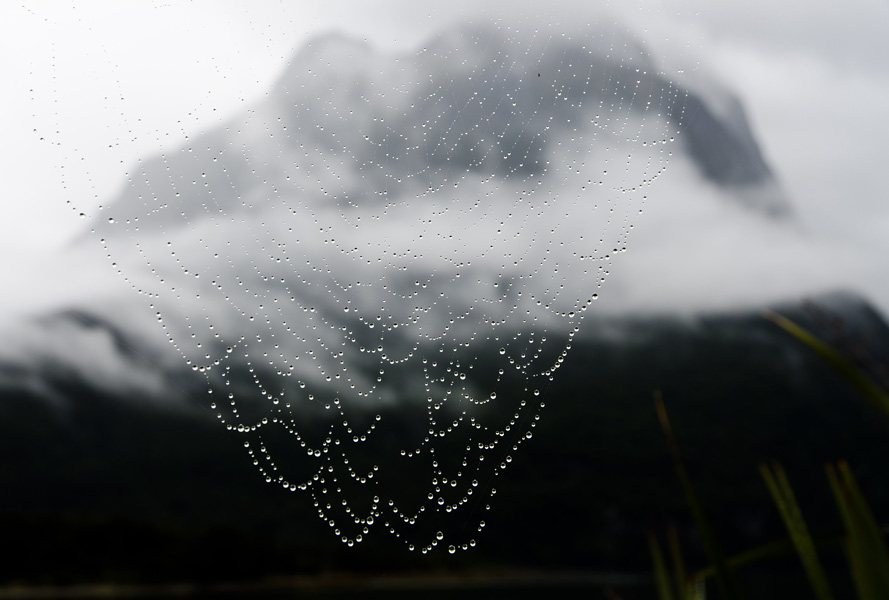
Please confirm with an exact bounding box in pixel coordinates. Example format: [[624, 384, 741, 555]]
[[34, 4, 695, 554]]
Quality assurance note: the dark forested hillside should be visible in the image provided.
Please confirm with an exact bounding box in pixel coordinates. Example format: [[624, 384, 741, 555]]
[[2, 292, 887, 586]]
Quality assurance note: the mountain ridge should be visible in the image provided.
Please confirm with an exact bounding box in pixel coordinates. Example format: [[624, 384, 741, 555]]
[[90, 21, 790, 242]]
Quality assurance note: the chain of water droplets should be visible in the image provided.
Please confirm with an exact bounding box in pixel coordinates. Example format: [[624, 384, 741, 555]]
[[46, 14, 684, 554]]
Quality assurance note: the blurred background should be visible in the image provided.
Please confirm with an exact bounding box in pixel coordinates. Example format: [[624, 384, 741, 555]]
[[1, 1, 888, 598]]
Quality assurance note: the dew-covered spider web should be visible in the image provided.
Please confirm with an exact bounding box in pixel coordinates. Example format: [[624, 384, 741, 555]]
[[32, 3, 698, 554]]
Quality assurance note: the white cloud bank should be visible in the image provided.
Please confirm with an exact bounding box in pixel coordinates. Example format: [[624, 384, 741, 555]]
[[2, 1, 888, 324]]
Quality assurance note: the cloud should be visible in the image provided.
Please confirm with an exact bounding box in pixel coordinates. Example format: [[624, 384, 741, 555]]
[[592, 152, 889, 317]]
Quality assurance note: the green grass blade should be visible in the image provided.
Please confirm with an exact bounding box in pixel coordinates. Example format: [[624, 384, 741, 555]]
[[654, 391, 744, 600], [826, 463, 873, 600], [763, 310, 889, 419], [667, 524, 692, 600], [692, 530, 845, 581], [836, 461, 889, 594], [826, 463, 885, 600], [837, 462, 889, 556], [649, 531, 677, 600], [759, 463, 834, 600]]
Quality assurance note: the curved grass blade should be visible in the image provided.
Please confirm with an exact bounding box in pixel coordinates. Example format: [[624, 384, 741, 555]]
[[826, 462, 889, 600], [837, 462, 889, 596], [649, 531, 677, 600], [693, 530, 845, 580], [654, 391, 744, 600], [762, 310, 889, 419], [667, 524, 693, 600], [759, 462, 834, 600], [826, 463, 877, 600]]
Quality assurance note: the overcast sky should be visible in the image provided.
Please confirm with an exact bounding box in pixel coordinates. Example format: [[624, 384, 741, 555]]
[[2, 0, 889, 316]]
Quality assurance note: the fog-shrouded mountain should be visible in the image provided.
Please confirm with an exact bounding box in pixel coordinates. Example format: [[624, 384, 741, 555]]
[[78, 20, 795, 400], [91, 22, 788, 243], [3, 19, 887, 580]]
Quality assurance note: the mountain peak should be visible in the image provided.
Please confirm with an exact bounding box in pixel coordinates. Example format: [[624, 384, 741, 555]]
[[93, 19, 790, 241]]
